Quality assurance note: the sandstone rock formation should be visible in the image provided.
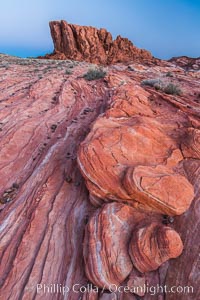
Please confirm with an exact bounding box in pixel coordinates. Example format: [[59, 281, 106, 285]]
[[0, 48, 200, 300], [83, 203, 146, 288], [129, 222, 183, 273], [84, 204, 182, 287], [77, 84, 194, 215], [0, 55, 110, 300], [43, 20, 152, 64], [169, 56, 200, 71]]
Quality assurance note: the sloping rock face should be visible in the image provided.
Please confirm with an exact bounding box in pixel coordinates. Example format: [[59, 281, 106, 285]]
[[44, 20, 152, 64], [0, 55, 110, 300], [0, 53, 200, 300], [169, 56, 200, 71]]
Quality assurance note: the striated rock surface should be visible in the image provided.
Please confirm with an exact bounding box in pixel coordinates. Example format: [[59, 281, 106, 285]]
[[0, 49, 200, 300], [84, 203, 183, 287], [84, 203, 134, 288], [42, 20, 152, 64], [0, 55, 109, 300], [84, 203, 148, 288], [129, 222, 183, 273]]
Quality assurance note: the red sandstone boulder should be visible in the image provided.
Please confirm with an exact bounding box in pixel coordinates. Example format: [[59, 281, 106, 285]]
[[123, 156, 194, 215], [83, 203, 148, 288], [83, 202, 183, 288], [78, 84, 194, 215], [129, 222, 183, 273]]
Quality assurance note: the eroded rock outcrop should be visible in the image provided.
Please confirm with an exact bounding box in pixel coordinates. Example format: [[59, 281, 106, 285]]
[[169, 56, 200, 71], [43, 20, 152, 64], [0, 52, 200, 300], [83, 203, 146, 288], [78, 84, 194, 216], [129, 222, 183, 273], [77, 67, 199, 298], [84, 203, 183, 288], [0, 55, 109, 300], [84, 204, 133, 288]]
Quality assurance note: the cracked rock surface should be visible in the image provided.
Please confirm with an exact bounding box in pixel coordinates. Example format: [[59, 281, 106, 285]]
[[78, 83, 194, 215]]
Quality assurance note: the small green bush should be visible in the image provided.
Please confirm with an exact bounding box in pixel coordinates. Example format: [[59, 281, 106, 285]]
[[163, 83, 182, 95], [83, 67, 106, 81]]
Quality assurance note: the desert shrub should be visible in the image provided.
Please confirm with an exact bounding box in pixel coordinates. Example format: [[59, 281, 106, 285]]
[[66, 61, 77, 68], [68, 64, 74, 69], [119, 80, 126, 86], [166, 71, 173, 77], [141, 78, 182, 95], [127, 65, 135, 71], [83, 67, 106, 81], [141, 79, 163, 90], [0, 63, 9, 68], [163, 83, 182, 95], [65, 69, 73, 75]]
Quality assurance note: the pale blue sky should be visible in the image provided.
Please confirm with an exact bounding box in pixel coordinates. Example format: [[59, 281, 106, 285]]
[[0, 0, 199, 59]]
